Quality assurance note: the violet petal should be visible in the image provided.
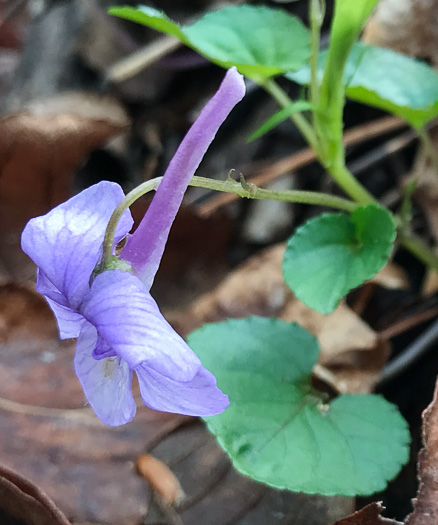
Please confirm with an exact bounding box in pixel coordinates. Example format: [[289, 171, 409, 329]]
[[74, 322, 136, 426], [21, 181, 133, 310], [81, 270, 201, 379], [122, 67, 245, 289], [45, 297, 86, 339], [37, 269, 85, 338], [136, 363, 229, 416]]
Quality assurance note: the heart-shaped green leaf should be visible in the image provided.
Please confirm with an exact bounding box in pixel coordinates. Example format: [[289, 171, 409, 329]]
[[189, 317, 410, 496], [282, 205, 396, 314], [288, 42, 438, 128], [110, 5, 311, 81]]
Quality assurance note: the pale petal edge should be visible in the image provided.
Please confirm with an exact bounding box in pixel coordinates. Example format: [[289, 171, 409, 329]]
[[74, 322, 137, 426], [136, 363, 229, 417]]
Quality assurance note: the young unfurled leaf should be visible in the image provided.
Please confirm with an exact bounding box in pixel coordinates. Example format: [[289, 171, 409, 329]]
[[248, 100, 313, 142], [110, 5, 311, 81], [282, 205, 396, 314], [288, 42, 438, 128], [188, 317, 410, 496]]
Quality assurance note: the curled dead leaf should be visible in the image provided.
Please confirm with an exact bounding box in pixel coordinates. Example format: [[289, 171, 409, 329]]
[[0, 462, 71, 525], [405, 377, 438, 525]]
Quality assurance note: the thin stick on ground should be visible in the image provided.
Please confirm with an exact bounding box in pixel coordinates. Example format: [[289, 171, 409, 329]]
[[378, 317, 438, 386]]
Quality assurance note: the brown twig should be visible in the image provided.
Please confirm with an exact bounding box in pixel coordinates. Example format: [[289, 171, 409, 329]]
[[348, 130, 416, 176], [378, 315, 438, 386], [107, 35, 181, 83], [379, 307, 438, 341]]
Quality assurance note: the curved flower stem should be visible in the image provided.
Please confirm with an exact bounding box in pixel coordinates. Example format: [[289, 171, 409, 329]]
[[102, 178, 163, 269], [189, 175, 356, 210], [101, 175, 357, 269], [100, 175, 438, 273]]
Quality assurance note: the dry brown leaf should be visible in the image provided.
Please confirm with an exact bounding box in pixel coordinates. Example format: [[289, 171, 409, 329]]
[[0, 278, 354, 524], [24, 92, 129, 124], [364, 0, 438, 65], [0, 463, 71, 525], [0, 285, 81, 408], [168, 244, 389, 393], [145, 421, 354, 525], [0, 284, 186, 524], [372, 262, 410, 290], [422, 267, 438, 295], [405, 377, 438, 525], [0, 93, 129, 281], [332, 502, 401, 525]]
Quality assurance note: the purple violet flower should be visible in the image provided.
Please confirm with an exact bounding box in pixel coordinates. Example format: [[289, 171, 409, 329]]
[[21, 68, 245, 426]]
